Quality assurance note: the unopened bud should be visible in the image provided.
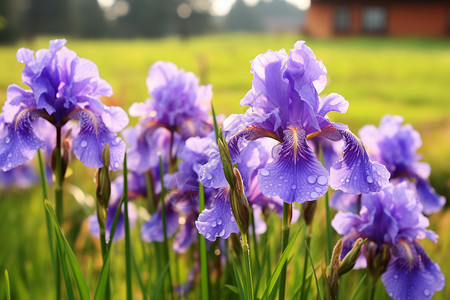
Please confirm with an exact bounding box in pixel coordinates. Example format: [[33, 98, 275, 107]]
[[218, 138, 235, 189], [302, 201, 317, 226], [51, 138, 72, 179], [367, 243, 391, 281], [325, 239, 343, 300], [229, 232, 242, 256], [339, 238, 366, 276], [96, 143, 111, 231], [230, 168, 250, 235]]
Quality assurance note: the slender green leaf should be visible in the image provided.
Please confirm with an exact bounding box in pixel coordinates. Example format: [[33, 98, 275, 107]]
[[351, 273, 367, 300], [123, 154, 133, 300], [45, 201, 90, 300], [232, 257, 246, 300], [225, 284, 239, 295], [293, 275, 312, 299], [132, 250, 147, 300], [58, 250, 76, 300], [211, 102, 219, 142], [304, 241, 322, 300], [261, 223, 303, 300], [150, 264, 169, 300], [4, 270, 11, 300], [199, 183, 209, 300]]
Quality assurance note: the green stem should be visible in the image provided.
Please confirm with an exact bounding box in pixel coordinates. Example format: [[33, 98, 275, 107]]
[[37, 150, 58, 300], [54, 126, 63, 300], [4, 270, 11, 300], [325, 191, 333, 264], [278, 202, 292, 300], [369, 279, 377, 300], [123, 154, 133, 300], [199, 183, 209, 300], [299, 225, 312, 300], [241, 233, 254, 300], [250, 208, 260, 277], [159, 156, 174, 299]]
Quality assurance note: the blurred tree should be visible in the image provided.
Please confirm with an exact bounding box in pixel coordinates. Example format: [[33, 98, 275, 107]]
[[226, 0, 261, 32], [76, 0, 107, 38]]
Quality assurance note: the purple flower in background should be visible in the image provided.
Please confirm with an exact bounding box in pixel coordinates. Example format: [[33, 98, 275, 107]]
[[0, 39, 128, 171], [332, 182, 445, 300], [0, 162, 37, 189], [129, 61, 213, 139], [359, 115, 445, 214], [223, 41, 389, 204]]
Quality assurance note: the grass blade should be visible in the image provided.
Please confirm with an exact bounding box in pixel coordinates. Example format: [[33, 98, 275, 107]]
[[150, 264, 169, 300], [304, 241, 322, 300], [45, 200, 90, 300], [123, 154, 133, 300], [351, 273, 367, 300], [199, 183, 209, 300], [261, 223, 303, 300], [4, 270, 11, 300], [211, 102, 219, 141], [225, 284, 239, 295], [231, 257, 246, 300]]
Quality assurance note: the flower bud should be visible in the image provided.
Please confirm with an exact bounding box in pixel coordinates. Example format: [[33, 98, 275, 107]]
[[339, 238, 366, 276], [51, 138, 72, 180], [229, 233, 242, 256], [325, 239, 343, 300], [230, 168, 250, 236], [96, 143, 111, 232], [367, 243, 391, 281], [217, 138, 235, 189], [301, 201, 316, 226]]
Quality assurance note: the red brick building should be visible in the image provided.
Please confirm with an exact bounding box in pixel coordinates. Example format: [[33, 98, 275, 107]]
[[305, 0, 450, 37]]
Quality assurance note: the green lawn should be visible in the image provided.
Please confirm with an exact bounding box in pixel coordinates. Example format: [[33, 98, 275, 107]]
[[0, 33, 449, 299]]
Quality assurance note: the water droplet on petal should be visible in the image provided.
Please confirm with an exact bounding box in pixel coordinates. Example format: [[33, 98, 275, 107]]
[[7, 162, 12, 168], [291, 184, 296, 190], [211, 221, 217, 227], [219, 229, 225, 237], [231, 216, 235, 223], [81, 140, 88, 148], [7, 153, 12, 158], [310, 192, 319, 198], [346, 178, 350, 183], [217, 218, 222, 225], [206, 173, 213, 180], [115, 137, 121, 144], [367, 176, 374, 183], [307, 175, 317, 184], [315, 187, 322, 193], [206, 233, 211, 239], [260, 169, 269, 176], [114, 162, 119, 168], [423, 289, 430, 296], [317, 176, 327, 185], [5, 136, 10, 144]]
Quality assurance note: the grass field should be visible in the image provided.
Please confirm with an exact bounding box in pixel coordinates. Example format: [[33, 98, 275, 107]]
[[0, 33, 449, 299]]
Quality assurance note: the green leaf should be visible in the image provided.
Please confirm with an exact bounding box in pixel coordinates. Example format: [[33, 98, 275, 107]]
[[150, 264, 169, 300], [211, 102, 220, 142], [4, 270, 11, 300], [225, 284, 239, 295], [304, 241, 322, 300], [261, 223, 303, 300], [199, 183, 210, 300], [45, 201, 90, 300], [231, 257, 246, 300], [351, 273, 367, 300], [123, 154, 133, 300]]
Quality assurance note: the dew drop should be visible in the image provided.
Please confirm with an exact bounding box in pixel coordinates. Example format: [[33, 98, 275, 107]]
[[217, 218, 222, 225], [315, 187, 322, 193], [81, 140, 88, 148], [317, 176, 327, 185], [366, 176, 374, 183], [307, 175, 317, 184], [310, 192, 319, 198], [114, 162, 119, 168], [231, 216, 235, 223], [7, 153, 12, 158], [340, 178, 344, 183], [206, 173, 213, 180], [394, 274, 398, 280], [211, 221, 217, 227], [346, 178, 350, 183], [206, 233, 211, 239], [5, 136, 10, 144], [219, 229, 225, 237], [423, 289, 430, 296], [291, 184, 297, 190], [7, 162, 12, 168], [260, 169, 269, 176]]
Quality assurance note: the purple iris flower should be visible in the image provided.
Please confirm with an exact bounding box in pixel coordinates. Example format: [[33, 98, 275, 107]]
[[359, 115, 445, 214], [196, 135, 298, 242], [129, 61, 213, 140], [332, 182, 445, 300], [0, 40, 128, 172], [223, 41, 389, 204]]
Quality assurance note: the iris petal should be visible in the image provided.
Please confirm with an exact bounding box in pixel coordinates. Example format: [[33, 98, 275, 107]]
[[258, 127, 329, 203], [195, 187, 239, 241], [382, 242, 445, 300], [141, 203, 179, 242], [330, 130, 390, 195]]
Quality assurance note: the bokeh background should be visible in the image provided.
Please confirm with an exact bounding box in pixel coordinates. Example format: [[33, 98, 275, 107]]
[[1, 0, 449, 299]]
